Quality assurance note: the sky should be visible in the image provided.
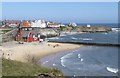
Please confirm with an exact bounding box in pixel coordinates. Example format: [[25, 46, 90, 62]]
[[1, 2, 118, 23], [1, 0, 120, 2], [0, 2, 2, 20]]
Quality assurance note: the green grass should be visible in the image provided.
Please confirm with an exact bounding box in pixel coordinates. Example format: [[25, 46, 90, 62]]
[[2, 59, 63, 76], [2, 30, 11, 33]]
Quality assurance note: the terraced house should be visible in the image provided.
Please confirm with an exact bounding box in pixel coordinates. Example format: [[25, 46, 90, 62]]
[[15, 21, 41, 42]]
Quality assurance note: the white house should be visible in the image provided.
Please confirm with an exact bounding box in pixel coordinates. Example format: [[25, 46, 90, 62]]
[[9, 23, 17, 28], [31, 20, 47, 28], [87, 24, 91, 27], [60, 23, 65, 26], [47, 22, 65, 28], [68, 23, 77, 27]]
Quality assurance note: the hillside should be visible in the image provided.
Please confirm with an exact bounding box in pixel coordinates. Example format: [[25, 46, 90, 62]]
[[2, 59, 63, 77]]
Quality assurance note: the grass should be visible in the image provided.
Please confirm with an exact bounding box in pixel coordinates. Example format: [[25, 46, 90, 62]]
[[2, 30, 11, 33], [2, 59, 63, 76]]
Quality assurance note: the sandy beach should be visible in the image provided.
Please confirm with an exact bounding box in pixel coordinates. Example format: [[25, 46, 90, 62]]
[[0, 41, 82, 63]]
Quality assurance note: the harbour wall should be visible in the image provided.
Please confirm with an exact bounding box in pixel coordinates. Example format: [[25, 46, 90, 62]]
[[48, 41, 120, 47]]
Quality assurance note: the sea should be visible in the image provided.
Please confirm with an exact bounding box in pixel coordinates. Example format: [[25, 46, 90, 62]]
[[37, 24, 119, 77]]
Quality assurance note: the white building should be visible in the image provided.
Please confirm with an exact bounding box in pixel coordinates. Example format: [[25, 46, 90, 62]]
[[87, 24, 91, 27], [47, 22, 64, 28], [60, 23, 65, 26], [9, 24, 17, 28], [31, 20, 47, 28], [68, 23, 77, 27]]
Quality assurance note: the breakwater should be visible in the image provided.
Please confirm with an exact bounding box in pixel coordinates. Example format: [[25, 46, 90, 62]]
[[48, 41, 120, 47]]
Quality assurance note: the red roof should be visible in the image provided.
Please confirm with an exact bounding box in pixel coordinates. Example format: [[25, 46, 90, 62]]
[[22, 21, 31, 28]]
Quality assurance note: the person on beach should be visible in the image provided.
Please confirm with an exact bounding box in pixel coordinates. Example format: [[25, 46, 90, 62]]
[[6, 53, 10, 59], [2, 53, 4, 58], [52, 44, 60, 48], [6, 52, 12, 60], [56, 44, 59, 46], [53, 45, 56, 48], [48, 44, 51, 46]]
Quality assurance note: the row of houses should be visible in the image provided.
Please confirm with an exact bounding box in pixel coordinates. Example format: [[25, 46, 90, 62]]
[[14, 20, 61, 42], [1, 20, 65, 28], [0, 20, 63, 43]]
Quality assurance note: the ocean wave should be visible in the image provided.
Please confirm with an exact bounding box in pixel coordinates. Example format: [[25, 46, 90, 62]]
[[80, 58, 84, 62], [78, 54, 81, 58], [77, 54, 84, 62], [48, 37, 63, 40], [112, 28, 120, 32], [48, 37, 59, 39], [71, 37, 78, 40], [60, 59, 66, 67], [78, 38, 93, 40], [60, 53, 74, 60], [53, 63, 57, 66], [82, 38, 93, 41], [102, 33, 108, 35], [60, 34, 67, 37], [60, 53, 74, 67], [106, 67, 118, 73]]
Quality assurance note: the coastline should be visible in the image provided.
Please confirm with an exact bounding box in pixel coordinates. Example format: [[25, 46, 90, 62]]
[[0, 41, 82, 63]]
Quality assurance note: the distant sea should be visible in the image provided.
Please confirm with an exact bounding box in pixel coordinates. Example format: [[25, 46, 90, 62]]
[[64, 23, 119, 28], [37, 24, 119, 76]]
